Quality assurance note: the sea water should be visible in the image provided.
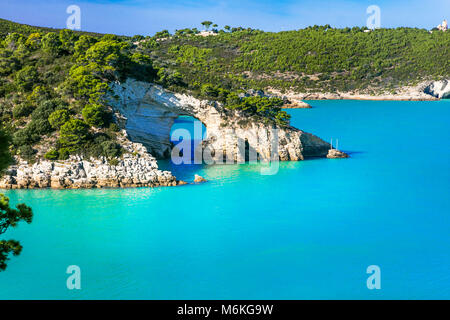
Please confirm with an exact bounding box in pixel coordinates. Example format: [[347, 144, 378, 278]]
[[0, 100, 449, 299]]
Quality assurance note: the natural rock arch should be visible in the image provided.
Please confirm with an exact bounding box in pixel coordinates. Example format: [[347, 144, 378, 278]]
[[110, 80, 214, 159], [0, 79, 340, 190], [170, 115, 207, 162], [109, 79, 332, 162]]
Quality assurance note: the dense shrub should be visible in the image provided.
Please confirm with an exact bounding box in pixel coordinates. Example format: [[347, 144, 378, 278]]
[[25, 33, 41, 50], [156, 68, 183, 87], [4, 32, 25, 50], [83, 40, 130, 72], [13, 126, 40, 146], [58, 119, 90, 149], [74, 35, 97, 59], [226, 96, 290, 125], [0, 51, 20, 76], [41, 32, 61, 56], [27, 86, 53, 103], [12, 103, 34, 118], [108, 123, 120, 132], [44, 149, 59, 160], [200, 84, 219, 98], [58, 147, 70, 160], [21, 99, 64, 138], [48, 109, 70, 129], [100, 140, 122, 158], [31, 101, 56, 121], [0, 80, 15, 97], [0, 129, 12, 172], [17, 145, 36, 160], [59, 29, 77, 54], [81, 104, 109, 127], [27, 118, 53, 136], [63, 64, 110, 101], [14, 66, 39, 91]]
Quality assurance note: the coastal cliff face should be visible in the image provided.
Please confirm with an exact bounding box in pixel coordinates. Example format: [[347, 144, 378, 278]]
[[424, 80, 450, 99], [0, 79, 337, 190], [0, 136, 177, 189], [269, 80, 450, 101], [109, 79, 332, 162]]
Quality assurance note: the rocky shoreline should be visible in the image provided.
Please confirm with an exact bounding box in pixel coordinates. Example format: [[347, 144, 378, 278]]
[[109, 79, 334, 162], [1, 80, 353, 190], [269, 80, 450, 102], [0, 135, 180, 190]]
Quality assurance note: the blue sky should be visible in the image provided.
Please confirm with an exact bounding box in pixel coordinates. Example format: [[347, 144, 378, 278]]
[[1, 0, 449, 36]]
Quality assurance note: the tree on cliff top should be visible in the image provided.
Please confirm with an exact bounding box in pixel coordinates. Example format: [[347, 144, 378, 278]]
[[201, 21, 213, 30], [0, 128, 33, 271], [0, 130, 11, 175]]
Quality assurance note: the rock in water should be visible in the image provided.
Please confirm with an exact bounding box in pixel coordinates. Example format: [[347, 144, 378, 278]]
[[282, 99, 312, 108], [194, 174, 207, 183], [327, 149, 349, 159]]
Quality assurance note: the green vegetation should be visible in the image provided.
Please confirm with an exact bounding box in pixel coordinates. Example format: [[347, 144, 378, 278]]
[[0, 127, 33, 271], [0, 18, 107, 39], [82, 104, 110, 127], [0, 24, 134, 162], [48, 109, 70, 129], [0, 129, 11, 173], [226, 96, 290, 126], [14, 65, 39, 91], [59, 119, 90, 149], [201, 21, 213, 30], [0, 193, 33, 271], [144, 24, 449, 95], [0, 19, 449, 163]]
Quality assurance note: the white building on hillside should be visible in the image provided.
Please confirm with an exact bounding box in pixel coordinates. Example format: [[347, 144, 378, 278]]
[[437, 20, 448, 31]]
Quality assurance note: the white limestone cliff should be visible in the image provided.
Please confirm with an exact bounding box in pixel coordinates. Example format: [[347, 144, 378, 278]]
[[0, 79, 342, 189], [424, 80, 450, 99], [109, 79, 333, 162]]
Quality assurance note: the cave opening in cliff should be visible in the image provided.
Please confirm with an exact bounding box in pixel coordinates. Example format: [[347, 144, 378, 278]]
[[244, 139, 251, 162], [169, 116, 207, 164]]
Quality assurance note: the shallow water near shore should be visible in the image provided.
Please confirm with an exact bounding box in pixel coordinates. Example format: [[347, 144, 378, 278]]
[[1, 100, 449, 299]]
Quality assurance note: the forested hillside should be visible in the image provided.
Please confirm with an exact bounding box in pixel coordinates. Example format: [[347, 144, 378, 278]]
[[0, 20, 152, 163], [0, 18, 448, 163], [144, 25, 449, 95], [0, 18, 107, 39]]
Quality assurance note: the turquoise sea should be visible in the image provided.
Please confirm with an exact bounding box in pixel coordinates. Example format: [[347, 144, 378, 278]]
[[0, 100, 449, 299]]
